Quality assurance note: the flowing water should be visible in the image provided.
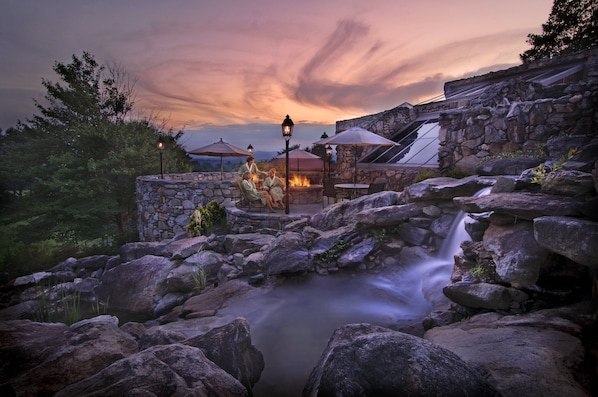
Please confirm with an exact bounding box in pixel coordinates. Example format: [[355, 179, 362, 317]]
[[216, 188, 493, 395]]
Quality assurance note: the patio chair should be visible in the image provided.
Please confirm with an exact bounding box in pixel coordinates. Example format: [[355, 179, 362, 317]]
[[323, 179, 349, 206], [359, 177, 386, 197], [236, 178, 266, 211]]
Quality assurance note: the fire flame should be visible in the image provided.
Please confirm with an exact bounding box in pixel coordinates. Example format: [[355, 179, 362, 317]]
[[289, 175, 311, 187]]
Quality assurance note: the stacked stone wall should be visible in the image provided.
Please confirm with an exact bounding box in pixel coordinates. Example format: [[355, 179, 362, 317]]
[[136, 173, 238, 241]]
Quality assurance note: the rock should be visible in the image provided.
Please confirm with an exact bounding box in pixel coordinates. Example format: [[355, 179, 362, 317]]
[[262, 232, 312, 275], [476, 157, 543, 176], [484, 221, 550, 287], [303, 323, 499, 397], [541, 170, 596, 196], [138, 325, 186, 350], [54, 343, 248, 397], [425, 307, 591, 397], [454, 192, 586, 220], [534, 216, 598, 269], [309, 191, 402, 230], [183, 250, 228, 282], [336, 238, 377, 268], [96, 255, 175, 318], [354, 202, 423, 227], [0, 316, 138, 397], [402, 175, 490, 202], [179, 279, 254, 320], [222, 233, 276, 255], [430, 214, 455, 238], [443, 282, 529, 310], [185, 317, 264, 390], [160, 235, 209, 259], [399, 222, 432, 246], [118, 241, 164, 262], [464, 216, 489, 241]]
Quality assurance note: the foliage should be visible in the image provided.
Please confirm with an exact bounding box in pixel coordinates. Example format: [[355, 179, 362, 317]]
[[531, 148, 578, 185], [192, 267, 207, 292], [314, 239, 354, 265], [413, 169, 441, 183], [36, 280, 82, 325], [469, 266, 489, 281], [442, 167, 473, 179], [185, 200, 227, 237], [478, 146, 546, 163], [520, 0, 598, 62], [0, 52, 192, 275]]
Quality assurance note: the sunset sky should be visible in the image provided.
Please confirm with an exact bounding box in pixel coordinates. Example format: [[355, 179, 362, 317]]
[[0, 0, 553, 152]]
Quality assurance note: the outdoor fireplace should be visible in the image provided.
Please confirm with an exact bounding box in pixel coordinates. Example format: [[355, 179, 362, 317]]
[[288, 174, 322, 205]]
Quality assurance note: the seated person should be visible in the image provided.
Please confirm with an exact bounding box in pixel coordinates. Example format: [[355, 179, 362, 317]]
[[263, 168, 285, 208], [240, 171, 276, 212], [238, 156, 266, 179]]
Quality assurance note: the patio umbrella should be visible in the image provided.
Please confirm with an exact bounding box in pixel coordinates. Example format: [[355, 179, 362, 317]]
[[273, 149, 324, 171], [188, 138, 251, 179], [313, 127, 396, 184]]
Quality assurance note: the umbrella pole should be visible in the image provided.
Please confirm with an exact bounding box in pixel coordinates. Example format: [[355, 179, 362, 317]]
[[220, 156, 223, 180]]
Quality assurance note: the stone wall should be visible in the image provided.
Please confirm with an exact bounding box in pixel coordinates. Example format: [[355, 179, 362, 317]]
[[333, 48, 598, 187], [136, 173, 238, 241]]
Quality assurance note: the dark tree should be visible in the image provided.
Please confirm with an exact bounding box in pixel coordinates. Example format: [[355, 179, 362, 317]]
[[521, 0, 598, 62], [0, 52, 191, 250]]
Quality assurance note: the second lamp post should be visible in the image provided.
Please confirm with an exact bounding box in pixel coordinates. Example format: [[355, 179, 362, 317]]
[[281, 115, 294, 214]]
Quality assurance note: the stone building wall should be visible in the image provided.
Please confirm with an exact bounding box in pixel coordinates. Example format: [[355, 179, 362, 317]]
[[136, 172, 238, 241], [333, 48, 598, 186]]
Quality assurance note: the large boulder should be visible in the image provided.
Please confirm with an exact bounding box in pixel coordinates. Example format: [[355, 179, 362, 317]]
[[454, 192, 586, 220], [402, 176, 490, 202], [0, 316, 138, 397], [484, 221, 550, 287], [96, 255, 175, 317], [54, 343, 248, 397], [425, 306, 591, 397], [185, 317, 264, 390], [443, 282, 529, 310], [353, 202, 423, 227], [262, 232, 312, 275], [303, 323, 498, 397], [534, 216, 598, 269], [541, 170, 596, 196], [310, 191, 401, 230]]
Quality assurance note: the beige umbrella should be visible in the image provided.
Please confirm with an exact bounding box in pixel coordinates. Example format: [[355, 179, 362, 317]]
[[313, 127, 396, 184], [188, 138, 251, 179], [273, 149, 324, 171]]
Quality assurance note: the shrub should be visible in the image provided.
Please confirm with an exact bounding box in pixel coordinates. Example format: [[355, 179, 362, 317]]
[[185, 200, 227, 237], [413, 169, 441, 183]]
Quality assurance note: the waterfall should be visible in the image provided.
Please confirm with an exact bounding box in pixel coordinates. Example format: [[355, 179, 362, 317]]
[[439, 186, 492, 260]]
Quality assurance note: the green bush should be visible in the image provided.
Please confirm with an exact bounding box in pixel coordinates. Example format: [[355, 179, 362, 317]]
[[185, 200, 227, 237]]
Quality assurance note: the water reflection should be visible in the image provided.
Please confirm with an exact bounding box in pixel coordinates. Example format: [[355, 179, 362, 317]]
[[225, 266, 439, 396]]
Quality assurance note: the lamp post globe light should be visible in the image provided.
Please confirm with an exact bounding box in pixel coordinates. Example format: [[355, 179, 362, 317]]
[[326, 145, 333, 178], [281, 115, 294, 214], [247, 144, 253, 154], [157, 136, 165, 179]]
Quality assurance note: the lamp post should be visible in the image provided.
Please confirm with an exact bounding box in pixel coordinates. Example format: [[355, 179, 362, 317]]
[[320, 132, 328, 184], [281, 115, 294, 214], [157, 136, 165, 179], [326, 145, 333, 179], [247, 144, 253, 154]]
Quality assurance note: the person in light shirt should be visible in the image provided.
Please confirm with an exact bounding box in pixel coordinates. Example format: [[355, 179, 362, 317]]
[[240, 172, 276, 212], [238, 156, 266, 179], [263, 168, 285, 208]]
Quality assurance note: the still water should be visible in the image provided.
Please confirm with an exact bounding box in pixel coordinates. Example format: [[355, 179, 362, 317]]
[[224, 260, 451, 396]]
